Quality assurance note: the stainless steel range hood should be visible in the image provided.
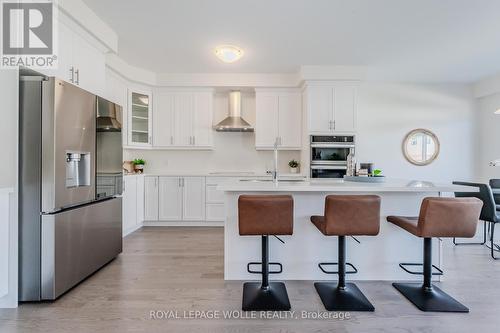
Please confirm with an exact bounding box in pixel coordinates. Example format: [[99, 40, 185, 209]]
[[214, 91, 254, 132], [97, 96, 122, 132]]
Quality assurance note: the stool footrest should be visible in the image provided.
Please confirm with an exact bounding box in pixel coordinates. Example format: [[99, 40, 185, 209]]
[[399, 262, 443, 276], [247, 262, 283, 274], [318, 262, 358, 275]]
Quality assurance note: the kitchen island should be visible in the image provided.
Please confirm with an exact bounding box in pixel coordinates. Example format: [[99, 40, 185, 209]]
[[218, 179, 475, 281]]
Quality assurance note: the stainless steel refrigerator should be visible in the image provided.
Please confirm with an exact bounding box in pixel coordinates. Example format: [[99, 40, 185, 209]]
[[18, 69, 123, 301]]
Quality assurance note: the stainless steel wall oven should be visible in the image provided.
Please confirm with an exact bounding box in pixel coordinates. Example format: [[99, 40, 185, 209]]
[[310, 135, 355, 179]]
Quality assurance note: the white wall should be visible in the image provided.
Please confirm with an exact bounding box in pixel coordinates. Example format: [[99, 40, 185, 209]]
[[0, 70, 18, 188], [476, 92, 500, 182], [124, 92, 301, 174], [0, 69, 18, 308], [356, 82, 477, 183]]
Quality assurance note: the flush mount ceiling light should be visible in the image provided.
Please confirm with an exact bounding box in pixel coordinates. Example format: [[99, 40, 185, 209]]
[[495, 109, 500, 114], [214, 45, 244, 63]]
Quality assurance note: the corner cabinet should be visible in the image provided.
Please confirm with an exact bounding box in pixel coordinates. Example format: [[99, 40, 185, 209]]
[[153, 89, 214, 149], [128, 89, 153, 146], [305, 82, 357, 134], [255, 89, 302, 150]]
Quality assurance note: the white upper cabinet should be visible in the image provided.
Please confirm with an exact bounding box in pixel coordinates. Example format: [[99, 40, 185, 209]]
[[333, 84, 356, 132], [71, 32, 105, 96], [173, 93, 193, 146], [192, 92, 214, 147], [153, 89, 214, 149], [153, 92, 175, 147], [306, 82, 357, 134], [307, 85, 332, 133], [128, 88, 153, 146], [255, 89, 302, 150], [41, 21, 105, 96], [278, 92, 302, 148], [255, 93, 279, 148]]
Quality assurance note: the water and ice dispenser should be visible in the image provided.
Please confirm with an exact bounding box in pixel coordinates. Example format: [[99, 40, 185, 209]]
[[65, 151, 91, 188]]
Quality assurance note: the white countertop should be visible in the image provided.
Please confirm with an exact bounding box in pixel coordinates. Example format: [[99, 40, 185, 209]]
[[218, 178, 477, 193], [124, 172, 307, 178]]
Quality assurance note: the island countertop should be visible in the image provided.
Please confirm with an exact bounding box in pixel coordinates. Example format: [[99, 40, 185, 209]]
[[218, 178, 476, 193]]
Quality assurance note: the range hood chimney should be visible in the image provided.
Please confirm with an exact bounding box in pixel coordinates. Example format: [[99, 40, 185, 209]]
[[214, 91, 254, 132]]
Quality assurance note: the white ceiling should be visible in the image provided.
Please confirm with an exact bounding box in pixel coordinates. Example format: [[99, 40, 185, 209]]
[[83, 0, 500, 82]]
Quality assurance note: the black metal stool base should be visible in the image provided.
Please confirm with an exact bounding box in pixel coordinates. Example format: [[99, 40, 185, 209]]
[[242, 282, 291, 311], [314, 282, 375, 312], [393, 283, 469, 312]]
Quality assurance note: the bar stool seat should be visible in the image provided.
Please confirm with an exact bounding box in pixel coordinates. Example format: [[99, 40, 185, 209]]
[[388, 197, 482, 312], [238, 195, 294, 311], [311, 195, 381, 312]]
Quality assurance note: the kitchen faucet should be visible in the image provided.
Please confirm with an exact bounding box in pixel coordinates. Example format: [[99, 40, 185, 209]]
[[272, 139, 279, 183]]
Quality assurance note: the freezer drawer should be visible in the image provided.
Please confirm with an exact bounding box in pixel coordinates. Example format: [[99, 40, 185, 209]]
[[41, 197, 122, 300]]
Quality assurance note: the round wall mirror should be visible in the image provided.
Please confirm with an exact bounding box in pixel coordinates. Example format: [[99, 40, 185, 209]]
[[402, 129, 440, 166]]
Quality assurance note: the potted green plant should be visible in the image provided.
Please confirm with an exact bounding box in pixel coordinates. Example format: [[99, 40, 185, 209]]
[[288, 160, 299, 174], [133, 158, 146, 173]]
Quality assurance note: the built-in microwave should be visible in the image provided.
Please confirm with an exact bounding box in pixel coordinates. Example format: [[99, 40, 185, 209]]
[[310, 135, 355, 178]]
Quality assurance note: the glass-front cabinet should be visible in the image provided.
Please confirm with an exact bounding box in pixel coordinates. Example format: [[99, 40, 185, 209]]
[[128, 89, 152, 146]]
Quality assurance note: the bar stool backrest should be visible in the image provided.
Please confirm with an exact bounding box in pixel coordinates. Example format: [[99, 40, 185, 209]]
[[489, 179, 500, 205], [238, 195, 294, 236], [417, 197, 483, 238], [323, 195, 381, 236], [453, 181, 497, 223]]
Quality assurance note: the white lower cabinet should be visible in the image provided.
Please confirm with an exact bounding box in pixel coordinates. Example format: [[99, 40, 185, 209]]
[[122, 176, 144, 236], [145, 176, 206, 222], [182, 177, 206, 221], [205, 177, 231, 222], [158, 177, 183, 220], [144, 176, 159, 221]]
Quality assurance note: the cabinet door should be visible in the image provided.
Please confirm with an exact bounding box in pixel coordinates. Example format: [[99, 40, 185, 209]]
[[40, 20, 73, 81], [307, 86, 332, 133], [122, 176, 137, 233], [333, 84, 356, 132], [278, 92, 302, 148], [173, 93, 193, 146], [255, 93, 279, 148], [158, 177, 183, 221], [72, 32, 105, 96], [153, 92, 175, 147], [128, 89, 152, 146], [136, 175, 144, 224], [182, 177, 205, 221], [192, 92, 213, 147], [144, 176, 159, 221]]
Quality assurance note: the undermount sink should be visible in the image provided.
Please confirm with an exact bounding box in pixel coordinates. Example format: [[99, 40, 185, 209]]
[[239, 178, 306, 183]]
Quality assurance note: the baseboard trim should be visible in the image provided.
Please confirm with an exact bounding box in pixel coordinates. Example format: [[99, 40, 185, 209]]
[[123, 223, 143, 237], [143, 221, 224, 227]]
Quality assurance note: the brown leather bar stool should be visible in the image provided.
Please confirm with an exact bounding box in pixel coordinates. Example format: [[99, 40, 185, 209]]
[[238, 195, 293, 311], [311, 195, 381, 311], [387, 197, 482, 312]]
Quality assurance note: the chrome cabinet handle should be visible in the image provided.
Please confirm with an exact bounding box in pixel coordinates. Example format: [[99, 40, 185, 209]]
[[75, 68, 80, 85], [170, 136, 173, 145], [178, 178, 181, 187], [193, 136, 195, 145], [69, 66, 74, 83]]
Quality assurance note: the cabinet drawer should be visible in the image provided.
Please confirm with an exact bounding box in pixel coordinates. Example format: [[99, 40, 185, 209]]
[[206, 203, 225, 221], [206, 184, 225, 203]]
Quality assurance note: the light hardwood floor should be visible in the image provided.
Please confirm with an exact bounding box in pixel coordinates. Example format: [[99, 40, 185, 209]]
[[1, 226, 500, 333]]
